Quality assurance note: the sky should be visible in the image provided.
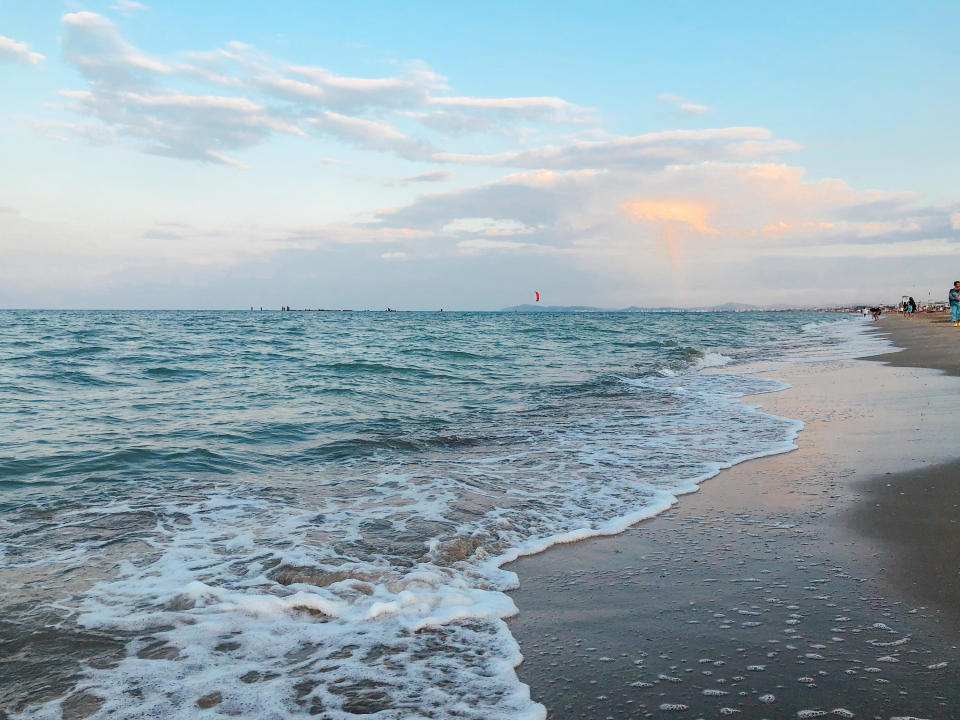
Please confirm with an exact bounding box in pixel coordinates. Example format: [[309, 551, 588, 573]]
[[1, 0, 959, 310]]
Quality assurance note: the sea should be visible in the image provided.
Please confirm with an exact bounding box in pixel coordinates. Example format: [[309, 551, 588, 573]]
[[0, 310, 891, 719]]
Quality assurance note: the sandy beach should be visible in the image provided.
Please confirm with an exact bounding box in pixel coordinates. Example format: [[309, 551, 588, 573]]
[[507, 313, 960, 719]]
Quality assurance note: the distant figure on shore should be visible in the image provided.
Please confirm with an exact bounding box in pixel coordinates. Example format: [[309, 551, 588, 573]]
[[950, 282, 960, 326], [907, 296, 917, 317], [870, 306, 881, 321]]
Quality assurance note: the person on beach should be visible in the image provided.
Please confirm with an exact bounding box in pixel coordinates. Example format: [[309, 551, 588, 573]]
[[870, 306, 881, 321], [950, 282, 960, 326], [908, 297, 917, 316]]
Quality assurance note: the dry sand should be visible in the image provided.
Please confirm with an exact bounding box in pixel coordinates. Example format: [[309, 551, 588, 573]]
[[507, 313, 960, 719]]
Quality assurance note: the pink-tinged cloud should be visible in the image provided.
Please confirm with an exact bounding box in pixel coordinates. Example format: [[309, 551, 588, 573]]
[[621, 200, 717, 234]]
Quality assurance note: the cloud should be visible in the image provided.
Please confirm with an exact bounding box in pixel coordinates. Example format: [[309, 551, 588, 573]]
[[61, 12, 171, 86], [442, 217, 535, 235], [55, 13, 444, 164], [48, 12, 606, 167], [621, 200, 717, 233], [428, 95, 594, 124], [364, 159, 957, 275], [50, 13, 785, 178], [277, 61, 446, 110], [58, 87, 303, 165], [656, 93, 709, 115], [307, 112, 434, 160], [433, 127, 801, 170], [0, 35, 45, 65], [385, 170, 454, 186], [398, 110, 501, 135], [110, 0, 149, 13]]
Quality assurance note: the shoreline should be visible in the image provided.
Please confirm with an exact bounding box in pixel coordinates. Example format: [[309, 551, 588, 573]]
[[506, 313, 960, 719]]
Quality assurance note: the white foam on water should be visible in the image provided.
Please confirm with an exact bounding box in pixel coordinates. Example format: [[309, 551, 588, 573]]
[[698, 351, 734, 368]]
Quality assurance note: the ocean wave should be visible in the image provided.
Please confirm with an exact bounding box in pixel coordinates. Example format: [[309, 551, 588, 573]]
[[324, 361, 456, 379], [144, 366, 207, 379], [0, 446, 249, 481]]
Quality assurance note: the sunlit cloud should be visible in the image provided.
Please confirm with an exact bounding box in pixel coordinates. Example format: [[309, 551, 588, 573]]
[[109, 0, 149, 14], [656, 93, 709, 115], [621, 200, 717, 234]]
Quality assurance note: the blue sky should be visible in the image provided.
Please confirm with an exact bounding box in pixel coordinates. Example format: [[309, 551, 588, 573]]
[[2, 1, 959, 308]]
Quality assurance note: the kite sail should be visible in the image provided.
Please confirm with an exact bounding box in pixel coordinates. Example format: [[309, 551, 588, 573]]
[[534, 291, 540, 302]]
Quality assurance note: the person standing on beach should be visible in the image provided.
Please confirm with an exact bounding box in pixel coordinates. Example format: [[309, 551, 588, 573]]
[[950, 282, 960, 326], [908, 296, 917, 317]]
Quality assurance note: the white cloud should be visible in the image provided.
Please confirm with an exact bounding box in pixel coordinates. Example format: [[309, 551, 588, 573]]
[[0, 35, 45, 65], [307, 112, 435, 160], [432, 127, 801, 170], [280, 62, 446, 110], [58, 85, 303, 165], [48, 13, 606, 167], [657, 93, 709, 115], [61, 12, 172, 85], [110, 0, 149, 13], [429, 95, 594, 124]]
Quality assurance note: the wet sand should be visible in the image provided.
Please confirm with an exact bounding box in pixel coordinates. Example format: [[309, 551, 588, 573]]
[[507, 313, 960, 719]]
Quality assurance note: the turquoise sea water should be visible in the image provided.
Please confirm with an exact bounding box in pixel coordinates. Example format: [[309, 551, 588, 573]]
[[0, 310, 886, 719]]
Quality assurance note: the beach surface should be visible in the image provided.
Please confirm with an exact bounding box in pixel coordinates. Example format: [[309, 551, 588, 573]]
[[507, 313, 960, 719]]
